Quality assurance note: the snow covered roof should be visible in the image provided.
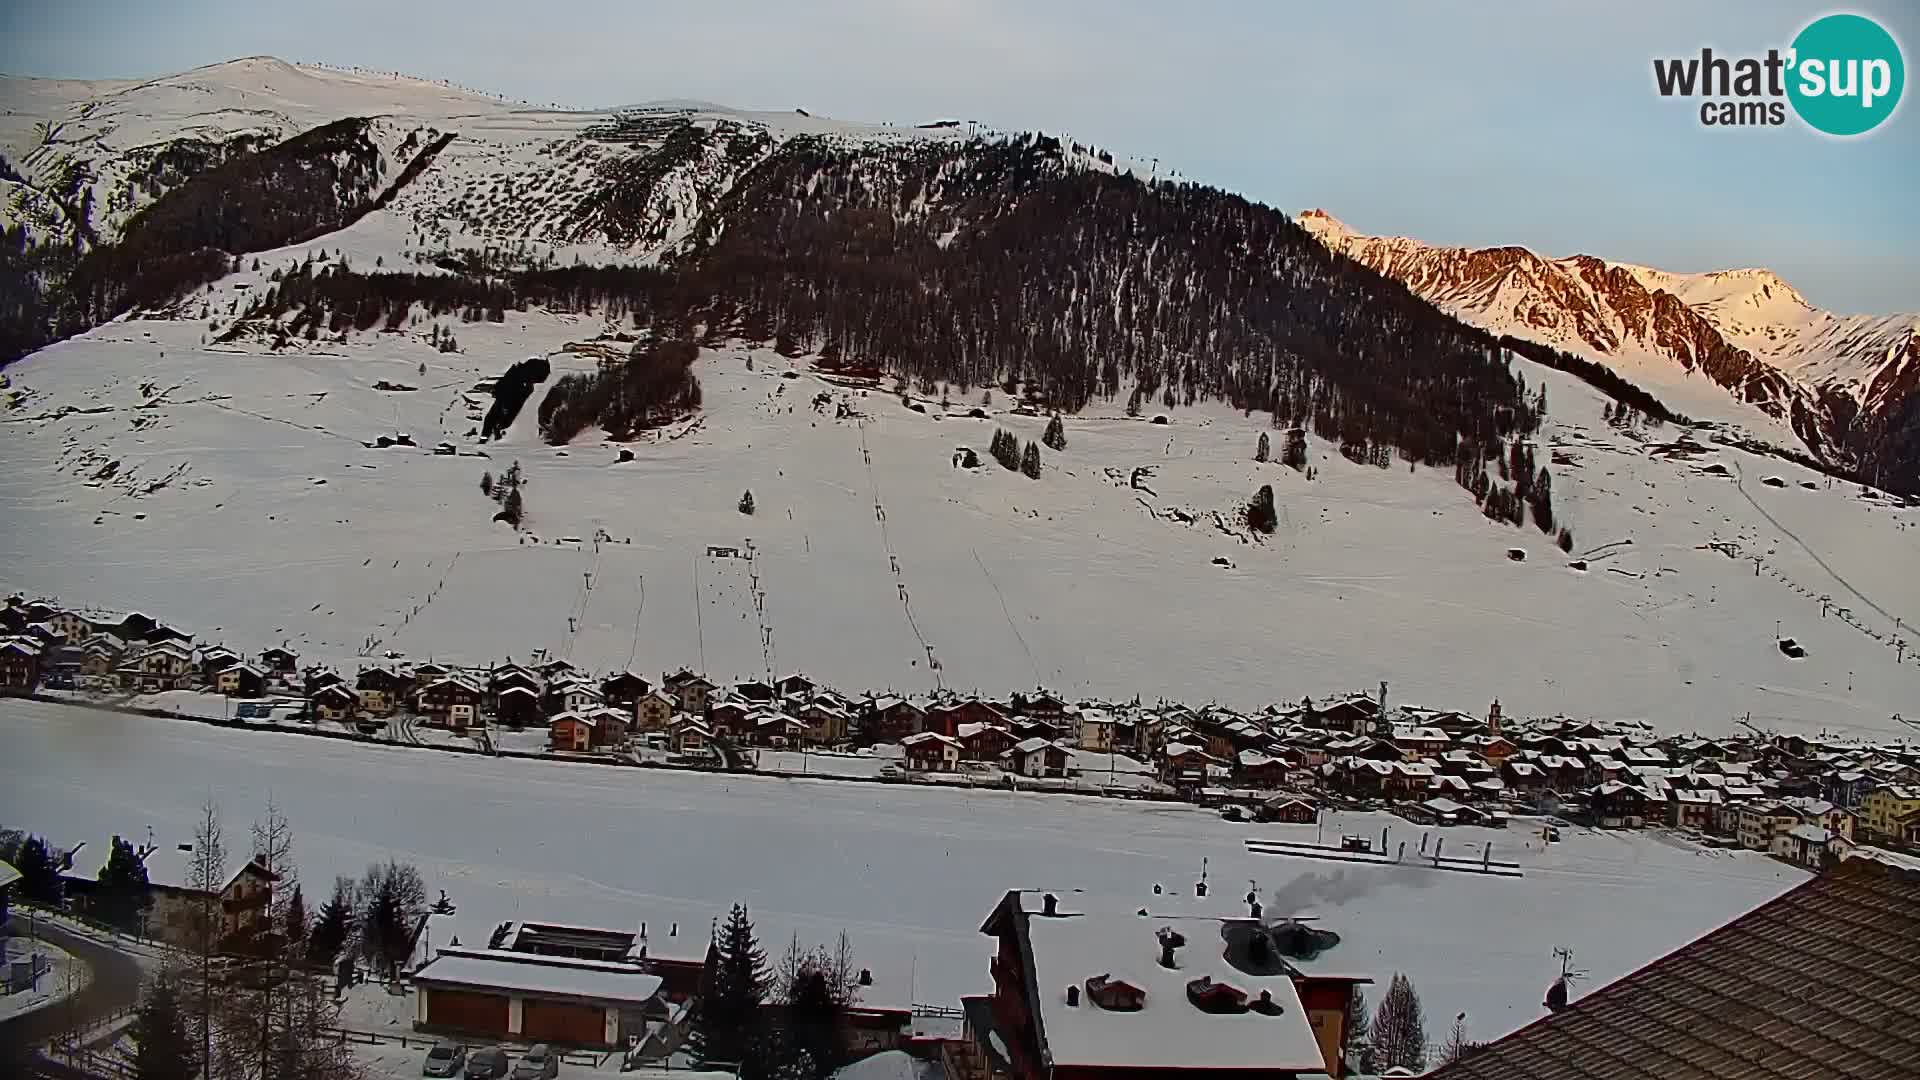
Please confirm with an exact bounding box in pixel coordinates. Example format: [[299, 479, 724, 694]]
[[414, 947, 663, 1006], [1786, 823, 1831, 844], [901, 732, 960, 748], [1005, 894, 1326, 1072], [0, 858, 18, 890]]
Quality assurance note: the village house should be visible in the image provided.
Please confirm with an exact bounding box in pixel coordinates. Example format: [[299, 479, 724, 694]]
[[1589, 781, 1660, 828], [1669, 788, 1722, 832], [310, 684, 359, 721], [416, 675, 483, 728], [1389, 725, 1452, 761], [539, 658, 579, 682], [1077, 709, 1117, 752], [798, 701, 850, 745], [1824, 770, 1874, 809], [1862, 785, 1920, 840], [1778, 823, 1839, 867], [213, 662, 267, 697], [76, 636, 124, 679], [116, 640, 197, 692], [636, 689, 676, 732], [1017, 690, 1068, 722], [958, 722, 1015, 763], [62, 837, 280, 949], [967, 890, 1365, 1080], [411, 662, 451, 691], [44, 610, 93, 641], [707, 699, 752, 739], [354, 667, 410, 717], [902, 731, 963, 772], [589, 706, 633, 747], [1736, 800, 1807, 851], [259, 647, 298, 673], [1237, 750, 1288, 789], [197, 644, 242, 678], [775, 672, 815, 698], [600, 671, 652, 711], [669, 718, 712, 756], [663, 670, 716, 714], [487, 665, 543, 709], [1258, 794, 1320, 824], [863, 696, 927, 744], [549, 711, 598, 752], [0, 636, 45, 691], [495, 685, 544, 729], [750, 710, 806, 747], [1006, 737, 1072, 779]]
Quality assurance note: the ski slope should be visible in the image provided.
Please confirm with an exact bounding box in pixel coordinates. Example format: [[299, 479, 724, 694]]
[[2, 298, 1918, 737], [0, 698, 1810, 1046]]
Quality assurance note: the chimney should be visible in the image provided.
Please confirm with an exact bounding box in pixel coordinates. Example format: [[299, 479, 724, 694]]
[[1042, 893, 1058, 916], [1157, 927, 1185, 969], [1066, 985, 1080, 1007]]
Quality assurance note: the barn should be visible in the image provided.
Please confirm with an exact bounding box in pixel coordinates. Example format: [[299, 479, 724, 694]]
[[413, 948, 665, 1049]]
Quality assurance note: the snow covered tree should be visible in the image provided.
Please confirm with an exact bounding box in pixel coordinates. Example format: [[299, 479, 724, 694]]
[[306, 876, 354, 967], [1246, 484, 1277, 534], [1344, 988, 1375, 1073], [1043, 414, 1066, 451], [1370, 972, 1427, 1073], [1021, 441, 1042, 478], [1255, 431, 1270, 463], [130, 977, 194, 1080], [739, 490, 756, 515], [95, 835, 152, 934]]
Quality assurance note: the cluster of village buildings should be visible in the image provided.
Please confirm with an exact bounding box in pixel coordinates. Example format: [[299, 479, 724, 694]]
[[6, 596, 1920, 870]]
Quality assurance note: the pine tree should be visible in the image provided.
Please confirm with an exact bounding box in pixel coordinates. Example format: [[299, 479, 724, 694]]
[[739, 490, 756, 515], [14, 834, 62, 903], [695, 903, 770, 1065], [129, 977, 194, 1080], [1043, 414, 1066, 451], [284, 883, 308, 957], [307, 876, 354, 967], [1344, 988, 1375, 1074], [1246, 484, 1277, 534], [1021, 441, 1041, 479], [480, 471, 493, 497], [1255, 431, 1270, 463], [501, 487, 524, 527], [1282, 429, 1308, 471], [1370, 972, 1427, 1073], [1557, 526, 1576, 553], [95, 835, 152, 934]]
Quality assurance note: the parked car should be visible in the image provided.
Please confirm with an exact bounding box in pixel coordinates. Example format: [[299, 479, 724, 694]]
[[465, 1047, 511, 1080], [423, 1042, 467, 1077], [511, 1044, 559, 1080]]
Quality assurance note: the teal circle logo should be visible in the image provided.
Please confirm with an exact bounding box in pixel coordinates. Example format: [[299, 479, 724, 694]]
[[1788, 13, 1904, 135]]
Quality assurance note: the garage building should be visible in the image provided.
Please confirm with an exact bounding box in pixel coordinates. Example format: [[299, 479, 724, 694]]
[[413, 947, 666, 1049]]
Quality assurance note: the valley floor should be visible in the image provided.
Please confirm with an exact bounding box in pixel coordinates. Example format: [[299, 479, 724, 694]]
[[0, 697, 1808, 1047]]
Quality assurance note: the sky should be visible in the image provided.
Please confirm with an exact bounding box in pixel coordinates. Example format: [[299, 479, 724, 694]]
[[2, 0, 1916, 313]]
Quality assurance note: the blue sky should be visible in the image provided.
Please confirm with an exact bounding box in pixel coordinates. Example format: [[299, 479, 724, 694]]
[[4, 1, 1915, 313]]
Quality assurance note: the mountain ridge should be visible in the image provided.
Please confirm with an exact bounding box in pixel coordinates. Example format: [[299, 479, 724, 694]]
[[1298, 208, 1919, 489]]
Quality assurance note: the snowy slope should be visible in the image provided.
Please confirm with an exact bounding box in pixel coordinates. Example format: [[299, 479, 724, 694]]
[[0, 698, 1811, 1047], [1298, 210, 1920, 477], [2, 299, 1916, 740]]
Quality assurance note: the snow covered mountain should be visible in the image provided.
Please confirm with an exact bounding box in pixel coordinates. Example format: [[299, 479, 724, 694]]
[[1, 59, 1916, 741], [1297, 209, 1919, 487]]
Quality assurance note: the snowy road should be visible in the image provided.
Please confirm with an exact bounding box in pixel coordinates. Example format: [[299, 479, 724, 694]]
[[0, 699, 1807, 1045]]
